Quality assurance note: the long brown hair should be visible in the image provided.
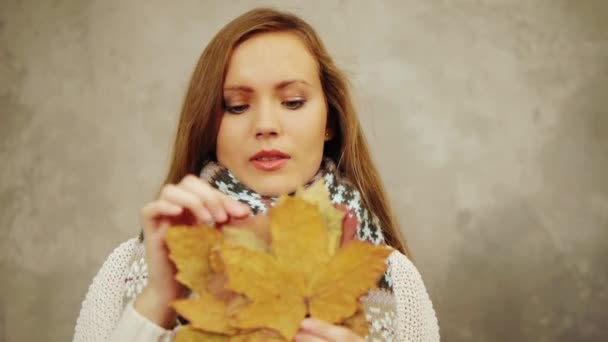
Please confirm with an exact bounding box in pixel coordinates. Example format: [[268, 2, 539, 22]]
[[161, 8, 411, 257]]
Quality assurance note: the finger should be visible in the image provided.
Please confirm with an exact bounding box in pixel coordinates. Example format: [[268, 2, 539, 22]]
[[299, 318, 358, 341], [222, 196, 251, 218], [334, 205, 358, 247], [140, 201, 178, 243], [201, 193, 228, 224], [159, 184, 212, 223], [141, 199, 183, 224], [179, 175, 249, 219], [294, 331, 326, 342], [219, 213, 271, 244], [179, 176, 228, 223]]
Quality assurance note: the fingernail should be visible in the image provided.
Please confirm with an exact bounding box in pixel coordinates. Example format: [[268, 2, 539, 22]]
[[300, 318, 315, 330], [236, 204, 250, 216]]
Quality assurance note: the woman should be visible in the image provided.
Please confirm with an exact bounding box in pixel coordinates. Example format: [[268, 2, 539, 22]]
[[74, 8, 439, 342]]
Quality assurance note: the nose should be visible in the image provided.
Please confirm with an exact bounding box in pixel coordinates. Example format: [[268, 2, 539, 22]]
[[254, 102, 282, 139]]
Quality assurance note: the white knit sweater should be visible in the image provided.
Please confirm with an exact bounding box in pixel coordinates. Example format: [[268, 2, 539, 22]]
[[73, 237, 440, 341]]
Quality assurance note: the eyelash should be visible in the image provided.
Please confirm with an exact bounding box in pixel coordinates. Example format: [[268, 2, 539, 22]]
[[224, 99, 307, 114]]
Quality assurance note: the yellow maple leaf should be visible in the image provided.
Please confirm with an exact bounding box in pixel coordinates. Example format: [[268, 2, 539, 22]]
[[165, 226, 222, 294], [174, 323, 283, 342], [297, 180, 346, 255], [173, 326, 227, 342], [220, 197, 391, 340], [166, 226, 238, 336], [167, 180, 390, 341], [172, 292, 236, 335], [222, 227, 269, 252]]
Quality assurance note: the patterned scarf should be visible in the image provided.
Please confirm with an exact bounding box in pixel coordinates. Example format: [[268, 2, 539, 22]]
[[200, 157, 393, 291]]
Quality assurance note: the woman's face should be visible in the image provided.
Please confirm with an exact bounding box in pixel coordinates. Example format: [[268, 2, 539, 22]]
[[216, 31, 330, 197]]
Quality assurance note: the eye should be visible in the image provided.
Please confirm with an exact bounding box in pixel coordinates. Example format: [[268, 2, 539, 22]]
[[225, 104, 249, 114], [283, 99, 306, 110]]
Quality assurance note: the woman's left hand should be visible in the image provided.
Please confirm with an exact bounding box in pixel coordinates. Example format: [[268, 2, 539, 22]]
[[294, 318, 365, 341]]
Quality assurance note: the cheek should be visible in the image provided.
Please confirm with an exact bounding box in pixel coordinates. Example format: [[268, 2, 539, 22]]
[[298, 102, 328, 146], [216, 117, 242, 161]]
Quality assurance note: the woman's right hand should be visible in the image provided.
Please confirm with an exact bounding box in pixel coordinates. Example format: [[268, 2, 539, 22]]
[[133, 174, 251, 328]]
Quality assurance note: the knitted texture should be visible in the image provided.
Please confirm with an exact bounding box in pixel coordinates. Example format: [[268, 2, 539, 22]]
[[73, 238, 140, 341]]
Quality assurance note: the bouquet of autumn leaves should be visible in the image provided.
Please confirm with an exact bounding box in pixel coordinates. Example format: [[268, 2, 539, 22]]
[[165, 180, 392, 341]]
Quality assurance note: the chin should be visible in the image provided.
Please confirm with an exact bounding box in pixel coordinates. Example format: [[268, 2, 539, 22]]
[[249, 177, 298, 197]]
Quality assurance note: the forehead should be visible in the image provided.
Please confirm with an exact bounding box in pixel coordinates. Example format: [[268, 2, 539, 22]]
[[224, 31, 319, 87]]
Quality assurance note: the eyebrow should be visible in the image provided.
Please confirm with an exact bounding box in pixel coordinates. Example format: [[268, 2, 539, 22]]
[[223, 79, 311, 93]]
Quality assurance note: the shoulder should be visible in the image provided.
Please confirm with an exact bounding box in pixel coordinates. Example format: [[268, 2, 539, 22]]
[[104, 237, 144, 266], [84, 237, 144, 292], [386, 249, 432, 303], [96, 237, 148, 301], [93, 237, 145, 286], [74, 237, 146, 341], [386, 250, 441, 341], [386, 250, 423, 286], [81, 237, 145, 303]]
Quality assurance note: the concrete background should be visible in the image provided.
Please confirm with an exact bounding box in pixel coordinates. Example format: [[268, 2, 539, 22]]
[[1, 0, 607, 341]]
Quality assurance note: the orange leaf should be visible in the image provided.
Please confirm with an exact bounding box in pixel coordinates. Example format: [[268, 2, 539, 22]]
[[298, 180, 345, 255], [172, 291, 237, 335], [308, 240, 391, 322], [174, 326, 228, 342], [166, 180, 390, 341], [221, 197, 391, 340], [165, 226, 222, 294]]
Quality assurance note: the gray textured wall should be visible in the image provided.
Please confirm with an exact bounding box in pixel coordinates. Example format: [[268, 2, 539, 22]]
[[1, 1, 607, 341]]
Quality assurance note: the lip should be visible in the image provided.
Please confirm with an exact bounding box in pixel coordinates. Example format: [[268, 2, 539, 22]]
[[250, 149, 291, 171]]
